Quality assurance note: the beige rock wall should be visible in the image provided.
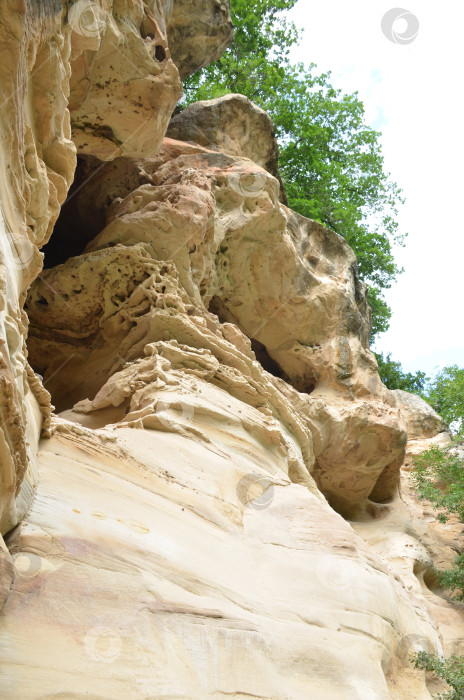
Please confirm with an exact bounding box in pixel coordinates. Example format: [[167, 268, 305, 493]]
[[1, 413, 441, 699], [26, 135, 407, 513], [0, 0, 75, 534], [0, 0, 232, 535], [0, 2, 462, 698], [351, 391, 464, 666]]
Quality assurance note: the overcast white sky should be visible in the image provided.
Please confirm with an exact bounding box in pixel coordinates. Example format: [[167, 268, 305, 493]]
[[288, 0, 464, 377]]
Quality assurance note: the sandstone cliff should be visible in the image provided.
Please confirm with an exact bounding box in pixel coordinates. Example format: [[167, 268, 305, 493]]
[[0, 2, 462, 698]]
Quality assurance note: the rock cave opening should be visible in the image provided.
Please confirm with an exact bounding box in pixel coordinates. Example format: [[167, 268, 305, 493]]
[[41, 157, 107, 269], [208, 294, 297, 385], [249, 338, 286, 380]]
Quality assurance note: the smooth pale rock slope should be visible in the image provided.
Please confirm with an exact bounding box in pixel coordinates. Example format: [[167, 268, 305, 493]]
[[0, 2, 463, 698], [0, 0, 231, 536]]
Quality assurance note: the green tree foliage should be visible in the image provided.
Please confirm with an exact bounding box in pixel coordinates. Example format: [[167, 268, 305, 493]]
[[437, 556, 464, 602], [427, 366, 464, 434], [374, 351, 427, 393], [412, 446, 464, 524], [408, 369, 464, 692], [413, 651, 464, 700], [412, 443, 464, 600], [183, 0, 406, 338]]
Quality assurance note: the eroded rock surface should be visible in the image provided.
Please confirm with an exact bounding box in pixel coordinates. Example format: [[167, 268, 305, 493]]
[[69, 0, 182, 159], [1, 2, 462, 698], [1, 414, 440, 699], [167, 0, 234, 79], [0, 0, 75, 533], [393, 389, 451, 463], [69, 0, 233, 159], [167, 94, 286, 199], [27, 138, 407, 512], [0, 0, 233, 534], [351, 390, 464, 668]]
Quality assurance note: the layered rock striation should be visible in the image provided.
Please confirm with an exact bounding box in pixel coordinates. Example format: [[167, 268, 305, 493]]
[[27, 112, 407, 514], [0, 2, 462, 698]]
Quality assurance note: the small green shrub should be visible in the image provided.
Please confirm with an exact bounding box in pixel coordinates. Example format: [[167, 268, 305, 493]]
[[412, 445, 464, 523], [413, 652, 464, 700], [411, 444, 464, 600]]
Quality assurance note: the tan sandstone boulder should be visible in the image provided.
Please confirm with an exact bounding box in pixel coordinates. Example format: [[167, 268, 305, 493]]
[[392, 389, 451, 464], [167, 93, 286, 200]]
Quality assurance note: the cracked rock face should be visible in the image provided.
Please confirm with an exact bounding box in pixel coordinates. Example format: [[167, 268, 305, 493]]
[[1, 3, 464, 699]]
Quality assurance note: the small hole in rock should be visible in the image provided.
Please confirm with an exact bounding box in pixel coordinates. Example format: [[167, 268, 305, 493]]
[[250, 338, 285, 380], [155, 45, 166, 62]]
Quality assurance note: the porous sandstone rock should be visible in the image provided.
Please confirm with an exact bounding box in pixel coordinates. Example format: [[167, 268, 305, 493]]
[[392, 389, 451, 463], [69, 0, 182, 159], [0, 0, 75, 532], [69, 0, 233, 159], [166, 0, 234, 79], [27, 138, 407, 512], [0, 410, 440, 699], [167, 93, 286, 199], [0, 0, 233, 534], [351, 390, 463, 664]]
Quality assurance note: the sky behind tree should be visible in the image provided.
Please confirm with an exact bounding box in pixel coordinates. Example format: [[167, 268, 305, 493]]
[[288, 0, 464, 376]]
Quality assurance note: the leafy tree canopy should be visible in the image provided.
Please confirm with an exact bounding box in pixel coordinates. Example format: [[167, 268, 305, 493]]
[[411, 440, 464, 604], [412, 445, 464, 525], [375, 351, 428, 393], [426, 365, 464, 434], [183, 0, 406, 338]]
